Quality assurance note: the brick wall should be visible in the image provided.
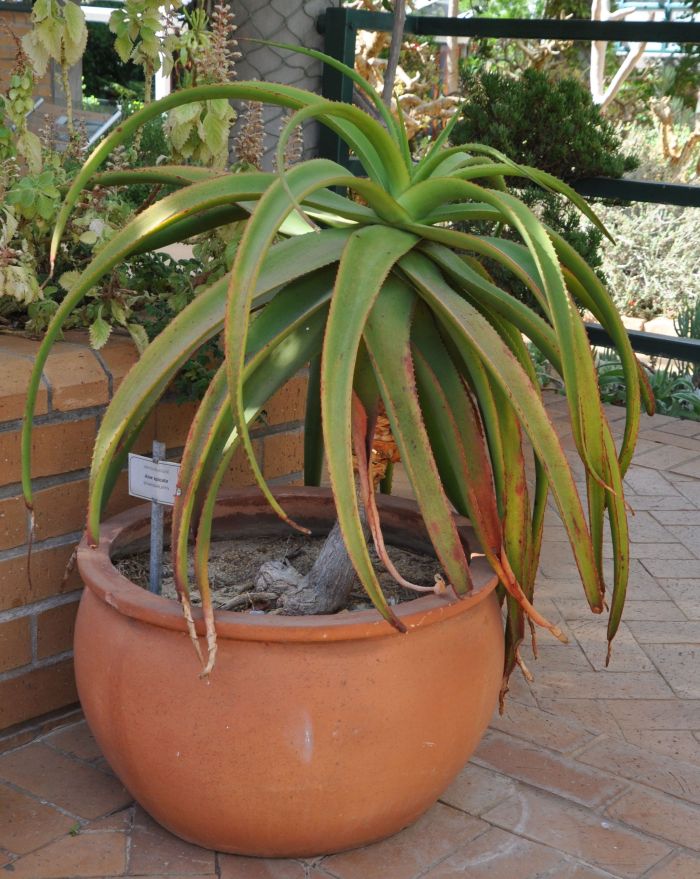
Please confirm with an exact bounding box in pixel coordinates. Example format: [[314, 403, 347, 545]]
[[0, 331, 305, 733]]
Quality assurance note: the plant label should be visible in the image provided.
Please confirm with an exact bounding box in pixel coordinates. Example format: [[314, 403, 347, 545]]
[[128, 453, 181, 506]]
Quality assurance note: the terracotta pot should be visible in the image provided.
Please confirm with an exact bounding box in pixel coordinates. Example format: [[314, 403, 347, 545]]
[[75, 487, 503, 857]]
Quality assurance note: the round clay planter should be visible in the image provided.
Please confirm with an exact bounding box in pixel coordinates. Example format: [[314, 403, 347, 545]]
[[75, 487, 503, 857]]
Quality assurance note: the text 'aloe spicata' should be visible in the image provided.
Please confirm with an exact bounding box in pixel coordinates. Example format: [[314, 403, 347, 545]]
[[21, 44, 651, 699]]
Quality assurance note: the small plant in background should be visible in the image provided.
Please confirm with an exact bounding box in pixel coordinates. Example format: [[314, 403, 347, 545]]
[[595, 202, 700, 319], [596, 350, 700, 421], [450, 67, 638, 311], [675, 298, 700, 340], [0, 0, 247, 360], [162, 1, 240, 169], [109, 0, 179, 106], [0, 26, 41, 171], [453, 68, 638, 181], [22, 0, 88, 135]]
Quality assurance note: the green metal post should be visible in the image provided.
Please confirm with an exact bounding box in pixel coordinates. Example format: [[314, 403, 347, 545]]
[[318, 6, 357, 167]]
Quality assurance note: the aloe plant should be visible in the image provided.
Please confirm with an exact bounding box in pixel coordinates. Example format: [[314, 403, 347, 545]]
[[21, 46, 653, 699]]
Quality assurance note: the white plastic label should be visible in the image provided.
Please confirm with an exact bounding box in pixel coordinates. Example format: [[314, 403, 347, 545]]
[[127, 453, 181, 506]]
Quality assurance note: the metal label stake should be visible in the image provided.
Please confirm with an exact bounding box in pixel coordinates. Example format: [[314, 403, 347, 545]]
[[148, 440, 166, 594], [128, 442, 180, 596]]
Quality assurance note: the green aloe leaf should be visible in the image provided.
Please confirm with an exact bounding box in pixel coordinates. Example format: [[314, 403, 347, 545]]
[[224, 160, 411, 535], [320, 225, 418, 628], [401, 250, 605, 614], [84, 230, 351, 541], [364, 280, 474, 595]]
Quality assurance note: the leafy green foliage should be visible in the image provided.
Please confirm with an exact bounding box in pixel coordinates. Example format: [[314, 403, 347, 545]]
[[83, 21, 145, 102], [22, 0, 87, 77], [596, 351, 700, 421], [453, 68, 638, 181], [450, 68, 638, 315]]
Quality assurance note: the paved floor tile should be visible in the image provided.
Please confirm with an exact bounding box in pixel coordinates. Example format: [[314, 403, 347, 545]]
[[626, 620, 700, 643], [44, 720, 102, 763], [529, 670, 675, 701], [321, 803, 487, 879], [219, 856, 319, 878], [620, 729, 700, 764], [4, 830, 127, 878], [0, 783, 75, 855], [665, 524, 700, 556], [569, 620, 654, 672], [642, 557, 700, 579], [473, 732, 626, 808], [606, 786, 700, 850], [605, 699, 700, 732], [643, 644, 700, 698], [128, 806, 216, 876], [651, 510, 700, 525], [657, 578, 700, 618], [669, 456, 700, 479], [576, 736, 700, 804], [482, 788, 671, 879], [0, 743, 131, 820], [633, 445, 700, 471], [623, 467, 678, 496], [535, 699, 625, 736], [625, 511, 680, 544], [489, 700, 595, 754], [418, 827, 564, 879], [646, 852, 700, 878], [439, 763, 516, 817]]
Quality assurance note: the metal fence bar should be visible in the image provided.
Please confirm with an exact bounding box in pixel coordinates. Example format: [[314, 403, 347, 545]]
[[572, 178, 700, 207], [318, 5, 356, 168], [318, 9, 700, 43], [586, 325, 700, 364]]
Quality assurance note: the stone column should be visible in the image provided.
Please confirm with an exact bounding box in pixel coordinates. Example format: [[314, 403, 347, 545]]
[[230, 0, 341, 164]]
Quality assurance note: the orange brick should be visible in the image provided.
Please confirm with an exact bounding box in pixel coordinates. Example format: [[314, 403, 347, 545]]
[[95, 335, 138, 393], [0, 495, 26, 551], [0, 543, 82, 612], [0, 659, 78, 730], [0, 617, 31, 674], [265, 375, 307, 426], [41, 345, 108, 412], [0, 352, 48, 423], [262, 430, 303, 480], [36, 600, 79, 660], [33, 480, 88, 543], [221, 441, 263, 490], [0, 417, 97, 487], [147, 400, 199, 449]]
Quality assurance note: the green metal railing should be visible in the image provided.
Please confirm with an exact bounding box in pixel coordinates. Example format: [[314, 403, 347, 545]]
[[317, 7, 700, 366]]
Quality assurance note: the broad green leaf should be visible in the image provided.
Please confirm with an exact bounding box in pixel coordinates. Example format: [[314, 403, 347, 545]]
[[400, 250, 605, 614], [364, 280, 473, 595], [320, 226, 417, 627]]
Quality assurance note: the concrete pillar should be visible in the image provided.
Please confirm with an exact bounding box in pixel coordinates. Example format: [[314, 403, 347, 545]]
[[230, 0, 341, 164]]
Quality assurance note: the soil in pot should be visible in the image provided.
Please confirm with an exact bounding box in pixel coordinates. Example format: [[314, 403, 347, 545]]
[[116, 533, 445, 613]]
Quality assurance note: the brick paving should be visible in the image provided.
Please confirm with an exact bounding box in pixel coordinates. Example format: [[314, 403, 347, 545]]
[[1, 400, 699, 878]]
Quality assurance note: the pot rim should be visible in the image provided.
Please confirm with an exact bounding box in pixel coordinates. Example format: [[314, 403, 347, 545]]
[[77, 487, 499, 644]]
